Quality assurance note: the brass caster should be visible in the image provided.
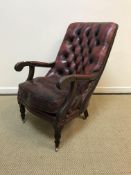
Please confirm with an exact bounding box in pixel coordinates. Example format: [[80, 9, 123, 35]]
[[55, 147, 59, 152], [80, 110, 89, 120], [80, 113, 86, 120]]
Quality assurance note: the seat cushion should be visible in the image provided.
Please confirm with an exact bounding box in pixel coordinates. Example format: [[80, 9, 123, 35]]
[[18, 75, 69, 114]]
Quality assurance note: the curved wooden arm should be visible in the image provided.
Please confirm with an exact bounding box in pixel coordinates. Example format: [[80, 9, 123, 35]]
[[56, 73, 98, 122], [14, 61, 55, 80], [14, 61, 55, 71], [56, 80, 77, 122], [57, 73, 97, 89]]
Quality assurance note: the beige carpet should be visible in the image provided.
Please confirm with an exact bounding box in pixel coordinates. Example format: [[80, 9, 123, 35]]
[[0, 95, 131, 175]]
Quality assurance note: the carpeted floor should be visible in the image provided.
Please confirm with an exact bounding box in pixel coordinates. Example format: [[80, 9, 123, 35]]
[[0, 95, 131, 175]]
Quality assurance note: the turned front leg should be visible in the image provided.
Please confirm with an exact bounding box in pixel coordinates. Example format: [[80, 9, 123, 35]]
[[54, 126, 62, 152], [81, 109, 89, 120]]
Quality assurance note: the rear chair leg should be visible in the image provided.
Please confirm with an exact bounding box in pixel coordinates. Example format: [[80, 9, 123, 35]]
[[54, 126, 62, 152], [82, 109, 89, 120], [19, 104, 26, 123]]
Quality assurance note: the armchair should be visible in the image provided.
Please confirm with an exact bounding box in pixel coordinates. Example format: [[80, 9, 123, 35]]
[[14, 22, 118, 151]]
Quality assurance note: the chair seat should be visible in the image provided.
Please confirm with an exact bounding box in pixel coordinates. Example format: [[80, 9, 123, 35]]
[[18, 75, 68, 114]]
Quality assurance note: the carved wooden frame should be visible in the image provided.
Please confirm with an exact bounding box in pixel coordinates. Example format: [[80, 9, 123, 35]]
[[15, 61, 97, 151]]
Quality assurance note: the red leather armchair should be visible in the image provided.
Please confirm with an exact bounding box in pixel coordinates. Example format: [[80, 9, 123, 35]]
[[14, 22, 118, 151]]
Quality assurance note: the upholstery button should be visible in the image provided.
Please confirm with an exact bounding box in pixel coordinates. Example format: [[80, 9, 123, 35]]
[[71, 46, 75, 52], [68, 36, 74, 43], [86, 28, 91, 37], [80, 47, 83, 53], [87, 39, 91, 45], [75, 28, 81, 36], [88, 48, 92, 54], [63, 51, 69, 58], [95, 39, 100, 46], [69, 67, 74, 74], [95, 28, 99, 37], [89, 57, 93, 64]]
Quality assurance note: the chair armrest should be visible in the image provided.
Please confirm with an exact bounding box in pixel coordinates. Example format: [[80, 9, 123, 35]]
[[14, 61, 55, 81], [57, 74, 97, 89], [56, 73, 97, 121], [14, 61, 55, 71]]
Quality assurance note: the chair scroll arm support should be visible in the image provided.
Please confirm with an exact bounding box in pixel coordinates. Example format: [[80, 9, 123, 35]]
[[57, 74, 97, 90], [14, 61, 55, 81], [56, 80, 77, 122], [56, 73, 97, 122]]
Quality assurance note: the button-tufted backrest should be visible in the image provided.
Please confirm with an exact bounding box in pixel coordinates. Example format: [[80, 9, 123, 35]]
[[49, 22, 118, 77], [46, 22, 118, 113]]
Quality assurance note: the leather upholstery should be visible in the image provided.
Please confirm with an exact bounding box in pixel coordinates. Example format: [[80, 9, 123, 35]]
[[15, 22, 118, 150], [47, 22, 118, 97], [48, 22, 117, 77], [18, 22, 118, 116], [18, 74, 69, 114], [18, 74, 83, 114]]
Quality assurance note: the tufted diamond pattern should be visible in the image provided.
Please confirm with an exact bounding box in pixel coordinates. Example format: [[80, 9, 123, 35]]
[[48, 22, 117, 77]]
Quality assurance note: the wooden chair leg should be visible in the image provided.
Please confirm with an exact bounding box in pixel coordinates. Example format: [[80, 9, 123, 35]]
[[19, 104, 26, 123], [82, 109, 89, 120], [54, 126, 62, 152]]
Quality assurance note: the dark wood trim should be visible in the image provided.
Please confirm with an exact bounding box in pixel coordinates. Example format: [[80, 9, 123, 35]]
[[14, 61, 55, 81]]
